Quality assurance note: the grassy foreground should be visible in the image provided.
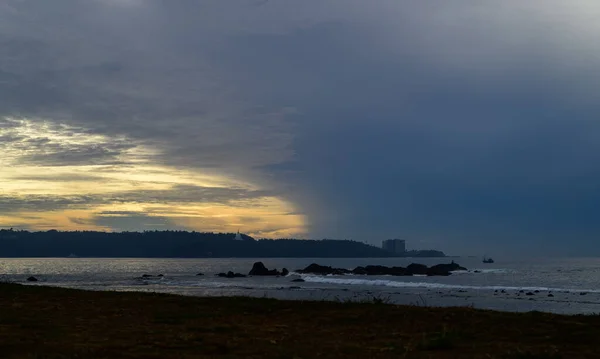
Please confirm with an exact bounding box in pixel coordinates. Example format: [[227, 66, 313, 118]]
[[0, 284, 599, 358]]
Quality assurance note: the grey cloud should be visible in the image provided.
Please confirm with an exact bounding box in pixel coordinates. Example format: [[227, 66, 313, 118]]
[[0, 184, 272, 214], [3, 1, 600, 253], [0, 117, 22, 129], [11, 174, 105, 182], [0, 195, 97, 213], [0, 0, 296, 174], [97, 211, 147, 216], [21, 148, 126, 167], [0, 133, 25, 142], [3, 134, 137, 166]]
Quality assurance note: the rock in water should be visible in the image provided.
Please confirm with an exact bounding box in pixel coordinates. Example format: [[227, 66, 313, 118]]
[[248, 262, 282, 276], [296, 263, 333, 275], [249, 262, 278, 276], [296, 263, 350, 275], [26, 276, 38, 282], [281, 268, 289, 276], [291, 278, 305, 282], [297, 262, 467, 277], [405, 263, 428, 275], [217, 271, 246, 278], [352, 266, 368, 275], [426, 263, 467, 276]]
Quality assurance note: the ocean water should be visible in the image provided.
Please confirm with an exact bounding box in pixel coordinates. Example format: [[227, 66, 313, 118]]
[[2, 257, 600, 314]]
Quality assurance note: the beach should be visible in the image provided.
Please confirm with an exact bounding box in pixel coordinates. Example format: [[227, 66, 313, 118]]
[[1, 282, 598, 358]]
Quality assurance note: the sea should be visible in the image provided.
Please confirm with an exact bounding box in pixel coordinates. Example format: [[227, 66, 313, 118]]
[[2, 257, 600, 315]]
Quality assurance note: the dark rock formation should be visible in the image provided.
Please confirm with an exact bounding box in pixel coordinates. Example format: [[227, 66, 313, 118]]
[[291, 278, 305, 282], [217, 271, 246, 278], [196, 273, 204, 276], [248, 262, 281, 276], [426, 262, 466, 276], [405, 263, 428, 275], [364, 265, 390, 275], [281, 268, 289, 276], [298, 262, 467, 277], [352, 266, 368, 275], [26, 276, 38, 282], [296, 263, 351, 275]]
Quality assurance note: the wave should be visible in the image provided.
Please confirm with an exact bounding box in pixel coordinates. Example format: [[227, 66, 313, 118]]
[[300, 275, 600, 293], [289, 269, 511, 277], [156, 280, 303, 291], [452, 269, 511, 274]]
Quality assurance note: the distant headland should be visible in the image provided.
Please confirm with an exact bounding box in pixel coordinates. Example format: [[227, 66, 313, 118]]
[[0, 229, 445, 258]]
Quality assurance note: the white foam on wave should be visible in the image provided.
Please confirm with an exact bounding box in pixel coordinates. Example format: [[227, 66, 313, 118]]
[[300, 275, 600, 293], [158, 279, 297, 291], [452, 268, 511, 274]]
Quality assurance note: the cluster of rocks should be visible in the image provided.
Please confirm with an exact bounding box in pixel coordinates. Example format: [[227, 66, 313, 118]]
[[217, 262, 289, 279], [213, 261, 467, 279], [248, 262, 289, 276], [489, 289, 590, 298], [295, 261, 466, 277]]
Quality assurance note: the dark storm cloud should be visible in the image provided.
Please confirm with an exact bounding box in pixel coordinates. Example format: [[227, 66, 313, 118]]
[[2, 1, 600, 253], [202, 1, 600, 254]]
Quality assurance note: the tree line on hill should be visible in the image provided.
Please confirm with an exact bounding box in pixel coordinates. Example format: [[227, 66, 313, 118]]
[[0, 229, 445, 258]]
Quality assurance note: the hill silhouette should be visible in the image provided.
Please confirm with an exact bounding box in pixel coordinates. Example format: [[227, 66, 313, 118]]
[[0, 229, 445, 258]]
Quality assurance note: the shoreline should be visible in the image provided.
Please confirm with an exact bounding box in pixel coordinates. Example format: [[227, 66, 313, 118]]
[[1, 283, 599, 358], [23, 280, 600, 316], [5, 257, 600, 316]]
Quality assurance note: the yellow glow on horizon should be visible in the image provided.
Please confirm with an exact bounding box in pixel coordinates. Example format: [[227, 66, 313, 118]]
[[0, 117, 306, 238]]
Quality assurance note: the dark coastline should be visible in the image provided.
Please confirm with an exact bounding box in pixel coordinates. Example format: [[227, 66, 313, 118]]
[[1, 283, 597, 358], [0, 229, 445, 258]]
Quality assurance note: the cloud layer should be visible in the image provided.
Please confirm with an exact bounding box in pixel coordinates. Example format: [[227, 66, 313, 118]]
[[2, 1, 600, 254]]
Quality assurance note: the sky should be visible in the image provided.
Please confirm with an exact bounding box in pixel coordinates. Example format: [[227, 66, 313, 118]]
[[1, 0, 600, 255]]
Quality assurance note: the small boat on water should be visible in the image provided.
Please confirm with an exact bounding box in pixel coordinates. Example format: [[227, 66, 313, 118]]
[[482, 256, 494, 264]]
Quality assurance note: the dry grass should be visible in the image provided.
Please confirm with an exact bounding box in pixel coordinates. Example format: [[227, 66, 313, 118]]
[[0, 283, 599, 358]]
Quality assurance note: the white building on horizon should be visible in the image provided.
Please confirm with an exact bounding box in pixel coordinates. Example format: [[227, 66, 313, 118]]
[[234, 230, 243, 241], [382, 239, 406, 254]]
